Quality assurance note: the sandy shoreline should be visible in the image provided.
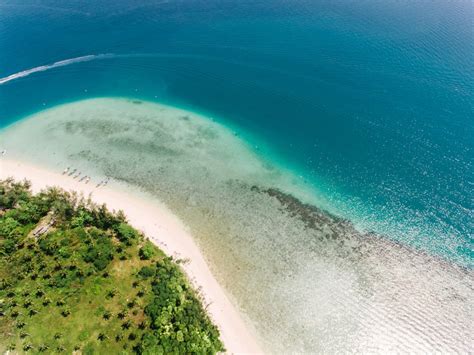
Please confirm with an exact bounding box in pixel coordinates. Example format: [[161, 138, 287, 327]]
[[0, 158, 262, 354]]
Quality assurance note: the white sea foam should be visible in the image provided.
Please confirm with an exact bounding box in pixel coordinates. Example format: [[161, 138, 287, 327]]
[[0, 54, 114, 85]]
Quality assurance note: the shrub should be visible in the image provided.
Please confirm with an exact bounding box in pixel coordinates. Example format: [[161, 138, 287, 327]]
[[115, 223, 138, 245], [138, 266, 155, 279], [139, 242, 155, 260]]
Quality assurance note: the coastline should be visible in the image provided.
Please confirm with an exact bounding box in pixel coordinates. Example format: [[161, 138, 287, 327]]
[[0, 158, 262, 354]]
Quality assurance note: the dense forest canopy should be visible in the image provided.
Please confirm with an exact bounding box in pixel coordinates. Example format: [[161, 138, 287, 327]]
[[0, 178, 224, 354]]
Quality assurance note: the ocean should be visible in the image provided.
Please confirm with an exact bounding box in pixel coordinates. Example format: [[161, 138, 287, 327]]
[[0, 0, 473, 352]]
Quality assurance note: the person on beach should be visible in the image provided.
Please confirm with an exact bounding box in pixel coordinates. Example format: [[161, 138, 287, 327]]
[[62, 167, 70, 175], [68, 168, 77, 176]]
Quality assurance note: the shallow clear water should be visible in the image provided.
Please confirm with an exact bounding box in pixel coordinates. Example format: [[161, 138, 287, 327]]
[[0, 0, 473, 352], [1, 99, 472, 353]]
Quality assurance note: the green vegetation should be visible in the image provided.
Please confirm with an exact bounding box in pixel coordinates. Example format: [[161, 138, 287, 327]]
[[0, 178, 224, 354]]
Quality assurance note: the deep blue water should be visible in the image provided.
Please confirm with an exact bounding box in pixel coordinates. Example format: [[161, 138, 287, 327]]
[[1, 0, 473, 265]]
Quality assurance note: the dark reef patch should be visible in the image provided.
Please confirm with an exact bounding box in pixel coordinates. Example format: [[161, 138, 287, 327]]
[[252, 186, 473, 273]]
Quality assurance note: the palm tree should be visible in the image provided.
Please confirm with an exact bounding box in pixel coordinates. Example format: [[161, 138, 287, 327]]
[[56, 299, 65, 307], [54, 332, 62, 340], [106, 289, 116, 299], [42, 298, 51, 306], [97, 333, 108, 341], [115, 334, 123, 342], [61, 308, 70, 317], [38, 344, 49, 352], [6, 343, 15, 351], [121, 320, 131, 330], [23, 343, 33, 351], [28, 309, 38, 317], [117, 310, 127, 320], [16, 321, 26, 329], [103, 310, 111, 320], [19, 331, 29, 339]]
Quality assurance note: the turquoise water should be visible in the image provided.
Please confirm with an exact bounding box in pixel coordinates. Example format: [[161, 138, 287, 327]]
[[0, 1, 472, 263]]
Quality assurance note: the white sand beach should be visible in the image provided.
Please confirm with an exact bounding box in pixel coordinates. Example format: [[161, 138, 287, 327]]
[[0, 158, 262, 354]]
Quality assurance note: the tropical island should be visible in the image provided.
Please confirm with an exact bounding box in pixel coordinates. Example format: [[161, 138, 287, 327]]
[[0, 178, 224, 353]]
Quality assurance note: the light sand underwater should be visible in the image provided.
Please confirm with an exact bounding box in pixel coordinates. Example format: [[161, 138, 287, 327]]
[[1, 98, 472, 353]]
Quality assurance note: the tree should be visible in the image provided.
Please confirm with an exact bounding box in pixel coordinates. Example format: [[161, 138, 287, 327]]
[[121, 320, 131, 330], [20, 331, 29, 339], [117, 310, 127, 320], [28, 309, 38, 316], [38, 344, 49, 352], [138, 266, 155, 278], [35, 289, 44, 298], [1, 239, 16, 255], [115, 223, 138, 245], [42, 298, 51, 306], [7, 343, 16, 351], [61, 308, 71, 317], [138, 242, 155, 260], [106, 289, 116, 299], [56, 299, 65, 307]]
